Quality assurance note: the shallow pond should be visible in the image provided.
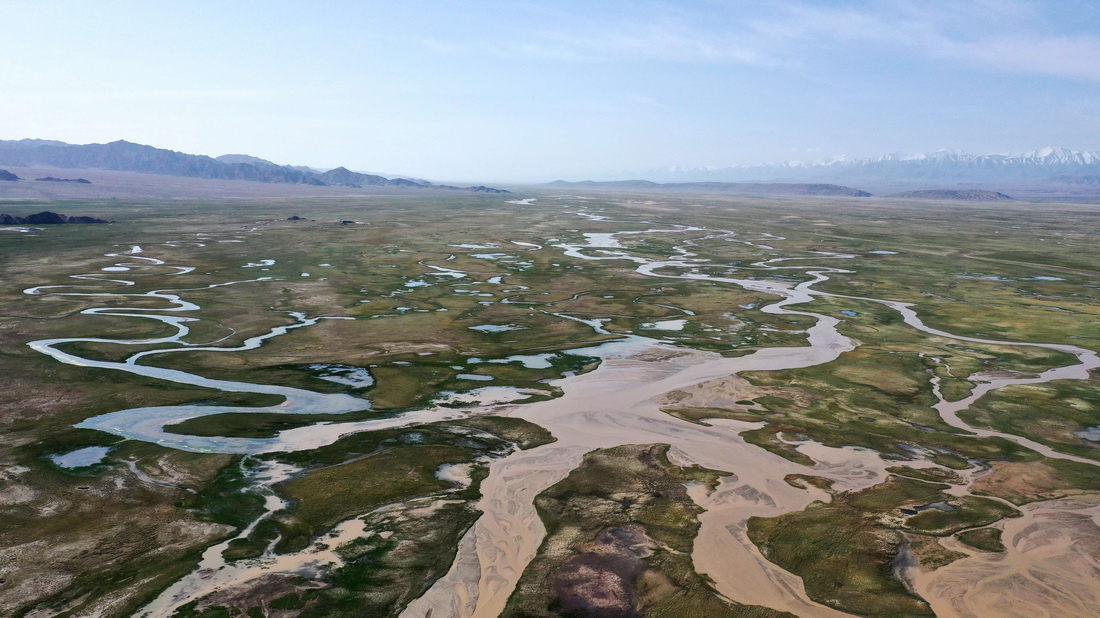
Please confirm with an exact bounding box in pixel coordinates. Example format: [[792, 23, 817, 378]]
[[51, 446, 111, 468]]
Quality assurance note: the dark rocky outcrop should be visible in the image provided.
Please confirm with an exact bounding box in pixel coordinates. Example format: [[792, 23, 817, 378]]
[[0, 211, 108, 224], [885, 189, 1013, 201], [35, 176, 91, 184], [0, 169, 20, 181]]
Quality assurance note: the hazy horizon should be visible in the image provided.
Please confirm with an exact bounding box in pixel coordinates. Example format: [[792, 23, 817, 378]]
[[3, 1, 1098, 182]]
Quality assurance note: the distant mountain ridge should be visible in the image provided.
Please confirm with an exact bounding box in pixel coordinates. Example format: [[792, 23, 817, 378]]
[[1053, 174, 1100, 185], [639, 147, 1100, 185], [317, 166, 429, 188], [885, 189, 1013, 201], [214, 154, 282, 168], [544, 179, 872, 197], [0, 139, 325, 185], [0, 139, 508, 193], [36, 176, 92, 184]]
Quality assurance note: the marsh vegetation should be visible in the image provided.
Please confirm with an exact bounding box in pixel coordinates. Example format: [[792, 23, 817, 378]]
[[2, 192, 1098, 617]]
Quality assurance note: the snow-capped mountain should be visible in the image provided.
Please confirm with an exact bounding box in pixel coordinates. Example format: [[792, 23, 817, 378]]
[[640, 147, 1100, 184]]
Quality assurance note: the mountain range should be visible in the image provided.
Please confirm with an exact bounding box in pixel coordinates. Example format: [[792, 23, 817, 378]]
[[543, 180, 873, 197], [0, 139, 508, 193], [636, 147, 1100, 186], [3, 139, 1097, 197]]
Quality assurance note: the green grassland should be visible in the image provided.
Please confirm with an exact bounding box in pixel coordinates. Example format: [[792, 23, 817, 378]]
[[956, 527, 1006, 552], [958, 376, 1100, 461], [267, 417, 553, 551], [747, 474, 1019, 616], [2, 192, 1098, 616], [159, 416, 554, 617]]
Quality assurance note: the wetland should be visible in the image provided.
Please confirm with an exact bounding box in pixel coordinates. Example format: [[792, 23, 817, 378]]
[[2, 192, 1099, 617]]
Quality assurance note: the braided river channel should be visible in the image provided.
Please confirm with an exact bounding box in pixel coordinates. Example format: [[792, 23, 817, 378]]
[[27, 217, 1100, 617]]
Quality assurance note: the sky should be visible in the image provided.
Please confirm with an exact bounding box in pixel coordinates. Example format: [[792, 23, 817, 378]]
[[2, 0, 1099, 182]]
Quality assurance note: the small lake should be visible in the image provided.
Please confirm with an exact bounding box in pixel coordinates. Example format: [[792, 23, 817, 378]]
[[642, 319, 687, 331], [469, 324, 525, 333], [1076, 426, 1100, 442], [51, 446, 111, 468]]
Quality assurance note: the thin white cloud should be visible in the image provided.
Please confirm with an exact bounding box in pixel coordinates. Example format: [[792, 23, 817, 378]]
[[936, 35, 1100, 81], [749, 1, 1100, 82], [495, 17, 793, 67], [409, 1, 1100, 81]]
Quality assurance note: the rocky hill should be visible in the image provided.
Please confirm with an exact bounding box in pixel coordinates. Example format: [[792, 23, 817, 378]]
[[0, 169, 20, 181], [317, 167, 429, 188]]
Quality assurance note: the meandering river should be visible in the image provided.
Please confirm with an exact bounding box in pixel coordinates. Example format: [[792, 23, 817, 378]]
[[26, 214, 1100, 618]]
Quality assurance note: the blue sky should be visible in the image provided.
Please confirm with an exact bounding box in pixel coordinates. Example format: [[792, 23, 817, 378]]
[[2, 0, 1098, 181]]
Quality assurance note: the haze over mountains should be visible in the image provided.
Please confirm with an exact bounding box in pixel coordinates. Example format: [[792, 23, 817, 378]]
[[0, 139, 508, 193], [544, 147, 1100, 199], [2, 138, 1098, 201], [635, 147, 1100, 187], [544, 180, 874, 197]]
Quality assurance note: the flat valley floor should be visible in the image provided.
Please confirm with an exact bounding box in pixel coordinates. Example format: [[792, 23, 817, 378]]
[[2, 192, 1099, 617]]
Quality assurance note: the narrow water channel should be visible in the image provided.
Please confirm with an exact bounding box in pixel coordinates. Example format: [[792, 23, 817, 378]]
[[26, 215, 1100, 618]]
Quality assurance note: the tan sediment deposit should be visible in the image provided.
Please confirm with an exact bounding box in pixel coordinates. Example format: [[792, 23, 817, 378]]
[[656, 372, 818, 409], [400, 281, 1100, 618], [685, 439, 881, 618], [914, 496, 1100, 617], [406, 229, 874, 618], [404, 327, 884, 618]]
